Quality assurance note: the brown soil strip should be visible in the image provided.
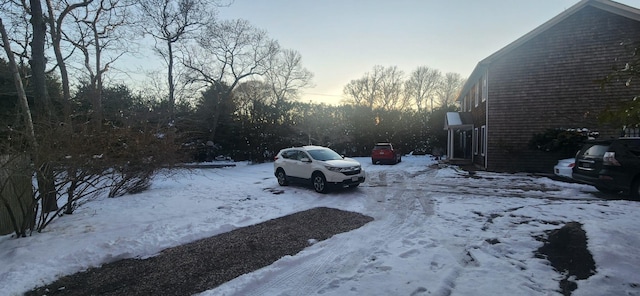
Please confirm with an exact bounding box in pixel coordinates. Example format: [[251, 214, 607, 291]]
[[26, 207, 373, 296]]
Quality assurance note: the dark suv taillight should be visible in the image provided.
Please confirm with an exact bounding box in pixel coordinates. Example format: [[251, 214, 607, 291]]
[[603, 152, 620, 166]]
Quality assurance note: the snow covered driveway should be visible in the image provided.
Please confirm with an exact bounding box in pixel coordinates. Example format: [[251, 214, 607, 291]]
[[207, 157, 639, 296], [2, 156, 639, 296]]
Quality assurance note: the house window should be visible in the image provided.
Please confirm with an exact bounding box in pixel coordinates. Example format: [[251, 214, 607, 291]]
[[473, 128, 478, 155], [462, 95, 467, 111], [480, 125, 486, 156], [482, 74, 488, 102], [474, 82, 479, 107], [470, 85, 476, 108], [464, 94, 470, 111]]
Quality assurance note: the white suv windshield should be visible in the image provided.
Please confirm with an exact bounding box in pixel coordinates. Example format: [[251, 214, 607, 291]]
[[307, 149, 343, 161]]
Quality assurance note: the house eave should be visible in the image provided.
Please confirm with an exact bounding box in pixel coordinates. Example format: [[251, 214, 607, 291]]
[[444, 112, 474, 130]]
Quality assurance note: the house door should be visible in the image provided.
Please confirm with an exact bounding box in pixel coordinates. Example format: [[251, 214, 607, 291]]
[[451, 130, 473, 160]]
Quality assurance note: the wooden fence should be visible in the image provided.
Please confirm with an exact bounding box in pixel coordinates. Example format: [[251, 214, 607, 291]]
[[0, 155, 34, 236]]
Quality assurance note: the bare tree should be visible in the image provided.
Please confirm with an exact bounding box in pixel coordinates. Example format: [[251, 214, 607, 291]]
[[0, 16, 38, 235], [44, 0, 110, 217], [378, 65, 405, 111], [438, 72, 465, 108], [182, 19, 280, 142], [365, 66, 386, 109], [28, 0, 52, 121], [66, 0, 133, 130], [23, 0, 63, 215], [1, 0, 32, 74], [405, 66, 441, 112], [45, 0, 93, 127], [2, 0, 180, 233], [343, 65, 406, 111], [342, 77, 366, 107], [234, 80, 272, 118], [137, 0, 216, 119], [0, 18, 35, 147], [265, 48, 313, 104], [0, 0, 59, 227], [343, 66, 384, 109]]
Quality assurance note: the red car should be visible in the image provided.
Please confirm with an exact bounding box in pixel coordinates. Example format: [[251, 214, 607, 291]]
[[371, 143, 402, 164]]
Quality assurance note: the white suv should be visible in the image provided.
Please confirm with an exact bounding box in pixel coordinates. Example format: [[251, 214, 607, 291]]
[[273, 146, 366, 193]]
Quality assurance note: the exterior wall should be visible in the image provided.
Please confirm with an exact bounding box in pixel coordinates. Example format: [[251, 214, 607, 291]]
[[485, 6, 640, 172], [458, 76, 488, 168]]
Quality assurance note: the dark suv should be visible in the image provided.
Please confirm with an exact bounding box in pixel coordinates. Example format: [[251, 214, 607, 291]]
[[572, 138, 640, 199]]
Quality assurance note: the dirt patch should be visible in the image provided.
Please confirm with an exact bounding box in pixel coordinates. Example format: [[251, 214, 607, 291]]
[[535, 222, 596, 296], [26, 207, 373, 296]]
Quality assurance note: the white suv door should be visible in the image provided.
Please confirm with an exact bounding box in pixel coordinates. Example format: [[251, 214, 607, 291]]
[[288, 150, 312, 179]]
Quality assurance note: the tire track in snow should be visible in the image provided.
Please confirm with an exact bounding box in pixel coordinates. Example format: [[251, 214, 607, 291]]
[[218, 169, 417, 296], [261, 169, 430, 295], [312, 169, 440, 295], [424, 182, 598, 201], [211, 166, 485, 296]]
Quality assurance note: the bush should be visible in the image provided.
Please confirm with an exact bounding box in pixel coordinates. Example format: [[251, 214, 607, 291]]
[[528, 128, 596, 156]]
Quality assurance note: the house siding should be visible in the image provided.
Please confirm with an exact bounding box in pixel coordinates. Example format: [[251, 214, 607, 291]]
[[485, 6, 640, 172]]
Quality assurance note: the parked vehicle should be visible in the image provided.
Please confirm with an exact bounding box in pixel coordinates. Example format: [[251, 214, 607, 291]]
[[572, 138, 640, 199], [554, 158, 575, 179], [273, 146, 366, 193], [371, 143, 402, 164]]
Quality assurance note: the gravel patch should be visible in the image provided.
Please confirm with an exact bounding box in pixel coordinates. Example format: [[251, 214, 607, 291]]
[[25, 207, 373, 296]]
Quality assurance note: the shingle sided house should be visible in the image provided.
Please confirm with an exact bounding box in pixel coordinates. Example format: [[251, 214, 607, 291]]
[[445, 0, 640, 173]]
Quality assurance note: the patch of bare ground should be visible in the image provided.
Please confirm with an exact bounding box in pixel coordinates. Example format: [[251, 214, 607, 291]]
[[535, 222, 596, 296], [25, 207, 373, 296]]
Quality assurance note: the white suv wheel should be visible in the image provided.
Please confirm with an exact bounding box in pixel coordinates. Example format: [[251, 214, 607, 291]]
[[313, 173, 327, 193], [276, 169, 288, 186]]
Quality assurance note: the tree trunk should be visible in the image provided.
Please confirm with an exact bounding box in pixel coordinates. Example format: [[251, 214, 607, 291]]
[[0, 17, 38, 232], [91, 23, 103, 131], [29, 0, 58, 213], [45, 0, 77, 129], [0, 19, 36, 144], [65, 170, 77, 215], [29, 0, 52, 120], [168, 40, 175, 120], [208, 87, 230, 144]]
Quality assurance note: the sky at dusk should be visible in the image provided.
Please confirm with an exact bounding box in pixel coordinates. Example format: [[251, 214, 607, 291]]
[[216, 0, 639, 105]]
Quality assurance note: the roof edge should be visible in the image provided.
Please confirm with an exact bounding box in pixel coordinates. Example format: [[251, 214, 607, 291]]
[[481, 0, 640, 66], [456, 0, 640, 103]]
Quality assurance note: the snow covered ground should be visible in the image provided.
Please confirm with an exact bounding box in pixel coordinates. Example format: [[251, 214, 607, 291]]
[[1, 155, 639, 296]]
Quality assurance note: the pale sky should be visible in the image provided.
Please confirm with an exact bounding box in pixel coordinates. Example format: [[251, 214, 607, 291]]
[[216, 0, 639, 105]]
